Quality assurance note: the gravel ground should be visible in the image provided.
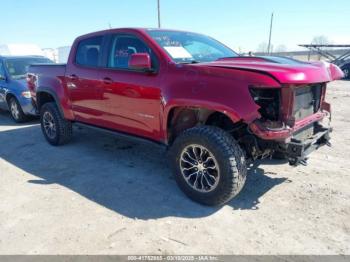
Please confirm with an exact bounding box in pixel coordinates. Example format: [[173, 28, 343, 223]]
[[0, 80, 349, 255]]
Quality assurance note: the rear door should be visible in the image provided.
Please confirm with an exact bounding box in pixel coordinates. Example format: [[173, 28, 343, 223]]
[[65, 35, 108, 126], [0, 60, 8, 109]]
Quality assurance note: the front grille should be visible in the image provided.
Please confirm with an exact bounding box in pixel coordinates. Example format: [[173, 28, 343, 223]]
[[293, 84, 322, 121]]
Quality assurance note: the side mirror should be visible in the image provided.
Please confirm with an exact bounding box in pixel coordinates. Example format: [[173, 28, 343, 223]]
[[128, 53, 152, 72]]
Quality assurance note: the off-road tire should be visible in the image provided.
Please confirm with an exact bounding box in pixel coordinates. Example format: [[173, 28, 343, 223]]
[[169, 125, 247, 206], [8, 97, 28, 123], [40, 102, 72, 146]]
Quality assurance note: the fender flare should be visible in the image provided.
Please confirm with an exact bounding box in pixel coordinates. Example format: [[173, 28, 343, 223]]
[[36, 87, 65, 118], [4, 91, 19, 111], [5, 91, 18, 103]]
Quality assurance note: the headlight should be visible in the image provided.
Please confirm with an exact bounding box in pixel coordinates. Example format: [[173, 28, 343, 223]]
[[21, 91, 32, 98]]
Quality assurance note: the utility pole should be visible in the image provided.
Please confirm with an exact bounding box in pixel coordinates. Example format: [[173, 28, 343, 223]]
[[267, 12, 274, 54], [157, 0, 161, 28]]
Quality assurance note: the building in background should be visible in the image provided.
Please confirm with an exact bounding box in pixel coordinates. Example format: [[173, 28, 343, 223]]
[[42, 48, 58, 62], [3, 43, 347, 64], [0, 44, 71, 63], [57, 46, 71, 63], [0, 44, 44, 56]]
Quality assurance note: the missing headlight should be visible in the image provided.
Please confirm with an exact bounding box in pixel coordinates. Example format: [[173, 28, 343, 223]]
[[249, 88, 281, 121]]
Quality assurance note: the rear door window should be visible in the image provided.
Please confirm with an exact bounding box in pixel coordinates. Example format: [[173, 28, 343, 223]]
[[75, 36, 103, 67]]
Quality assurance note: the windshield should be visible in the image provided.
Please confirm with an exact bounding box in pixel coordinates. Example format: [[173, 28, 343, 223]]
[[147, 30, 238, 63], [5, 57, 53, 79]]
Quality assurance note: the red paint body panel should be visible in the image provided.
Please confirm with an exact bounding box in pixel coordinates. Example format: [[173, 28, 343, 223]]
[[27, 28, 343, 144]]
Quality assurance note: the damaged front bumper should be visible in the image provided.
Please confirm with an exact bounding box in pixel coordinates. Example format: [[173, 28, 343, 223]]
[[248, 109, 332, 166], [284, 125, 331, 165], [249, 111, 328, 141]]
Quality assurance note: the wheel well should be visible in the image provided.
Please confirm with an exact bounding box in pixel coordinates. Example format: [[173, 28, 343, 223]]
[[167, 107, 242, 144], [5, 93, 16, 104], [205, 111, 237, 131], [167, 107, 276, 161], [37, 92, 55, 111]]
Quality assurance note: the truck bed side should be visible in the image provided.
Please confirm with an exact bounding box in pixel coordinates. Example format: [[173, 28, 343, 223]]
[[27, 64, 74, 120]]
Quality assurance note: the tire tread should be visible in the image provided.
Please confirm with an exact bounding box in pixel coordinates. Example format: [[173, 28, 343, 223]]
[[170, 125, 247, 206], [9, 97, 28, 123], [40, 102, 72, 145]]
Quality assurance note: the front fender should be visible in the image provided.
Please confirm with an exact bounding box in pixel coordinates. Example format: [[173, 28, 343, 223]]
[[162, 98, 260, 134]]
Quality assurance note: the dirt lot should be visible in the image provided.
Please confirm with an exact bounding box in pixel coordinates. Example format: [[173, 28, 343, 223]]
[[0, 81, 349, 255]]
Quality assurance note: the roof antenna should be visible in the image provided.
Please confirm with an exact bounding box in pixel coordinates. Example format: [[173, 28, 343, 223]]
[[108, 22, 112, 29]]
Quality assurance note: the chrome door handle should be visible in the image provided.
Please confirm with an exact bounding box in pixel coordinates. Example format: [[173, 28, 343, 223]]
[[68, 74, 79, 81]]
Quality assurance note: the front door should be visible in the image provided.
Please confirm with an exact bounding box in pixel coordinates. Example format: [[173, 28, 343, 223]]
[[99, 34, 162, 140]]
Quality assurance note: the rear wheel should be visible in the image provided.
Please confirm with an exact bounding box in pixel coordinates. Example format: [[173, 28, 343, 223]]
[[40, 102, 72, 146], [8, 97, 28, 123], [169, 126, 247, 206]]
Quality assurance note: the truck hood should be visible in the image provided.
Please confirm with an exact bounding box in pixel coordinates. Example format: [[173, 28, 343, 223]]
[[197, 56, 344, 84]]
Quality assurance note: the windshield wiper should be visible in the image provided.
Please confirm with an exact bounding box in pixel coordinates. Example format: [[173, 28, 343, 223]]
[[179, 60, 200, 64], [216, 56, 239, 61]]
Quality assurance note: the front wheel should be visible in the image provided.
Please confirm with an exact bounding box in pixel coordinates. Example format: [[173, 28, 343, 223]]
[[169, 126, 247, 206], [40, 102, 73, 146], [8, 97, 28, 123]]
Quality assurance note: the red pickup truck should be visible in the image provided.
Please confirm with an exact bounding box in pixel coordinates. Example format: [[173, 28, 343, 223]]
[[27, 28, 343, 206]]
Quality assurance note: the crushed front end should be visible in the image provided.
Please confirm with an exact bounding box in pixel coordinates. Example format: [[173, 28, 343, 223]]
[[247, 83, 332, 165]]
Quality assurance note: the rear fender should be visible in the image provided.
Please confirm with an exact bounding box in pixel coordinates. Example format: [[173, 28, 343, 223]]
[[36, 87, 74, 120]]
